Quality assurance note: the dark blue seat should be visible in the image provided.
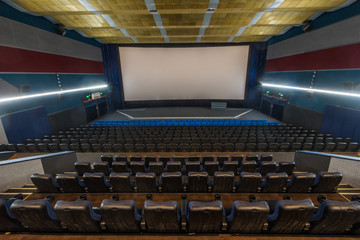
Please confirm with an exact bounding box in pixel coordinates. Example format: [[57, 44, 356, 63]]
[[143, 200, 180, 232], [83, 172, 111, 193], [31, 173, 60, 193], [311, 172, 342, 193], [56, 173, 86, 193]]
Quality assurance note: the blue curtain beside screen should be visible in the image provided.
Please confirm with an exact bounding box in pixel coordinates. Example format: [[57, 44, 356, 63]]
[[101, 44, 125, 110]]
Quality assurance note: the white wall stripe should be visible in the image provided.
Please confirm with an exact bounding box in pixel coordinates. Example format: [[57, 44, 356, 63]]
[[228, 0, 284, 42], [196, 0, 219, 43], [144, 0, 169, 43]]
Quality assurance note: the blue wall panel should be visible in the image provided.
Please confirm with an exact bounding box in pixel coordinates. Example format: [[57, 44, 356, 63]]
[[1, 107, 51, 144]]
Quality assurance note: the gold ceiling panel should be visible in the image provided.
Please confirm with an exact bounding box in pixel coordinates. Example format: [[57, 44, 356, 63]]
[[6, 0, 351, 43]]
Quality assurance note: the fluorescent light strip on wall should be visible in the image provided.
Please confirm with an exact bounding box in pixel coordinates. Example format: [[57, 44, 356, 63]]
[[0, 84, 108, 103], [262, 83, 360, 98], [228, 0, 285, 42]]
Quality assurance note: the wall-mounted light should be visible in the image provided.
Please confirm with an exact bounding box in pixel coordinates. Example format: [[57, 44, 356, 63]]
[[0, 84, 108, 104], [261, 83, 360, 98]]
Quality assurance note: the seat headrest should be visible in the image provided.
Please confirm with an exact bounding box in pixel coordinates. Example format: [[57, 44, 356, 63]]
[[232, 200, 270, 212], [75, 162, 90, 166], [276, 198, 315, 210], [240, 172, 261, 178], [266, 172, 288, 178], [149, 161, 163, 166], [101, 199, 136, 210], [93, 161, 109, 166], [144, 200, 178, 211], [261, 161, 276, 166], [130, 161, 145, 165], [214, 171, 234, 177], [112, 161, 127, 166], [188, 172, 208, 177], [279, 161, 295, 166], [188, 201, 223, 212], [204, 161, 219, 165], [55, 200, 92, 211], [186, 161, 200, 165], [31, 173, 54, 180], [167, 161, 181, 166], [83, 172, 105, 178], [161, 172, 182, 178], [56, 173, 79, 180], [223, 161, 238, 165], [110, 172, 130, 178], [242, 161, 256, 165], [293, 173, 316, 179], [319, 172, 342, 178], [136, 172, 156, 178]]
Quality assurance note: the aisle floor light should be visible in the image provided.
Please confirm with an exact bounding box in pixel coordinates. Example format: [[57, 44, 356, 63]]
[[261, 83, 360, 98], [0, 84, 108, 103]]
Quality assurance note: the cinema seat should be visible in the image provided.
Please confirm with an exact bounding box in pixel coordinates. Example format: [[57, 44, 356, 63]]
[[130, 161, 146, 176], [245, 154, 258, 161], [173, 155, 187, 165], [31, 173, 60, 193], [56, 174, 86, 193], [231, 154, 243, 162], [160, 172, 184, 193], [276, 161, 295, 175], [268, 199, 315, 233], [148, 161, 164, 175], [203, 154, 215, 162], [54, 200, 101, 232], [0, 199, 24, 232], [223, 161, 239, 174], [324, 142, 336, 151], [309, 200, 360, 234], [93, 162, 112, 176], [239, 161, 257, 173], [109, 173, 134, 192], [115, 154, 128, 162], [311, 172, 342, 193], [101, 199, 141, 232], [227, 200, 269, 233], [59, 143, 70, 151], [260, 153, 273, 162], [130, 155, 142, 161], [236, 172, 261, 193], [268, 142, 279, 151], [11, 199, 63, 232], [257, 161, 277, 175], [260, 173, 288, 193], [187, 200, 224, 233], [185, 161, 202, 174], [101, 155, 113, 167], [144, 155, 156, 167], [75, 162, 93, 176], [112, 161, 129, 173], [211, 172, 234, 193], [159, 155, 171, 166], [187, 172, 209, 192], [143, 200, 180, 232], [347, 142, 359, 152], [135, 172, 158, 193], [166, 161, 182, 172], [188, 154, 200, 161], [83, 172, 111, 193], [204, 161, 220, 176], [286, 173, 316, 193], [217, 154, 229, 167]]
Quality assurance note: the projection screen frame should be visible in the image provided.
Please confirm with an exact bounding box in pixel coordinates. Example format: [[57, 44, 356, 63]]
[[117, 43, 253, 108]]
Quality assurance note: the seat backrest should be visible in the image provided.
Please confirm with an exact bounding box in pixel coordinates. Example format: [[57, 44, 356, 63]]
[[268, 199, 315, 233], [160, 172, 183, 193], [159, 155, 171, 166], [31, 173, 60, 193], [83, 172, 110, 193], [202, 154, 215, 162], [188, 154, 200, 161], [144, 155, 157, 166], [54, 200, 101, 232], [204, 161, 220, 176], [223, 161, 239, 173], [187, 172, 209, 192], [185, 161, 201, 174], [93, 161, 111, 176], [115, 154, 128, 162], [100, 154, 113, 166], [276, 161, 295, 175], [258, 161, 277, 175], [10, 200, 63, 232], [236, 172, 261, 192], [109, 172, 134, 192], [173, 155, 186, 165], [129, 161, 146, 176], [187, 200, 224, 233], [112, 161, 129, 173], [227, 200, 269, 233], [130, 155, 142, 161], [310, 200, 360, 234], [135, 172, 158, 193], [0, 199, 24, 232], [231, 154, 243, 162], [148, 161, 164, 175], [245, 154, 258, 161], [56, 174, 85, 193], [143, 200, 180, 232], [240, 161, 257, 173], [212, 171, 234, 193], [217, 154, 229, 167], [166, 161, 182, 172], [311, 172, 343, 193], [261, 173, 288, 193], [260, 154, 273, 162], [75, 162, 92, 176], [286, 173, 316, 193], [101, 199, 141, 232]]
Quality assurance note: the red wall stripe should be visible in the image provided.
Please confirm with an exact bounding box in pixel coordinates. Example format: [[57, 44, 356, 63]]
[[265, 42, 360, 72], [0, 45, 104, 74]]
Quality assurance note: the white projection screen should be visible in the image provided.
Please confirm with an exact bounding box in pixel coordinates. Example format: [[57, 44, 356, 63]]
[[119, 46, 250, 101]]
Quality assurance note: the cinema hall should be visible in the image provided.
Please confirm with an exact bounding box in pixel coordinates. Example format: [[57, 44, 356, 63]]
[[0, 0, 359, 239]]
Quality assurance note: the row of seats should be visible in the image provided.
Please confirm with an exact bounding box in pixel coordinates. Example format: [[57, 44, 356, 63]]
[[92, 119, 277, 126], [75, 160, 295, 176], [31, 171, 342, 193], [6, 141, 357, 153], [2, 194, 360, 234]]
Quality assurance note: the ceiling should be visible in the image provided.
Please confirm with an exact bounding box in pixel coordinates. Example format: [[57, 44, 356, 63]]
[[6, 0, 354, 44]]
